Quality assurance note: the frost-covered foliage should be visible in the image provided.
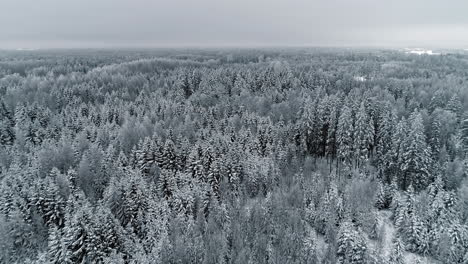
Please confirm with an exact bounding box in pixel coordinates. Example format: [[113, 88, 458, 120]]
[[0, 49, 467, 263]]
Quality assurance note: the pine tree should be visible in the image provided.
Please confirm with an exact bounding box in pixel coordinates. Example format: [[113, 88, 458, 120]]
[[375, 180, 389, 210], [446, 94, 462, 121], [401, 110, 431, 190], [353, 102, 373, 167], [405, 209, 429, 254], [337, 105, 354, 167], [201, 143, 215, 179], [443, 223, 468, 263], [388, 235, 405, 264], [158, 169, 178, 200], [337, 221, 367, 264], [135, 136, 157, 175], [392, 191, 405, 232], [301, 96, 319, 156], [48, 224, 68, 264], [301, 227, 319, 263], [159, 139, 180, 171], [88, 205, 126, 262], [0, 99, 15, 145], [232, 74, 248, 96], [116, 151, 129, 170], [429, 90, 445, 112], [387, 179, 398, 208], [207, 158, 222, 200], [186, 144, 205, 181], [63, 203, 93, 263], [376, 107, 396, 178], [326, 104, 339, 160], [31, 176, 65, 227], [462, 115, 468, 153], [177, 70, 192, 99], [369, 211, 380, 240], [389, 117, 408, 186], [106, 172, 150, 238], [429, 117, 442, 159]]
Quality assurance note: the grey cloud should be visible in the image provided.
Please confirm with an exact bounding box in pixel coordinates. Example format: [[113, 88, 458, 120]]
[[1, 0, 467, 48]]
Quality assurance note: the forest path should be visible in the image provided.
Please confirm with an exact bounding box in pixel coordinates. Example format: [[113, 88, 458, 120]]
[[375, 210, 439, 264], [379, 210, 395, 260]]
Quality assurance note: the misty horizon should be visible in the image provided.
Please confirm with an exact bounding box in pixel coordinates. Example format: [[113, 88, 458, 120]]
[[1, 0, 468, 49]]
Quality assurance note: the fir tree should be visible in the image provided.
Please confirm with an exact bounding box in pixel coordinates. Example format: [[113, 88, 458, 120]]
[[301, 227, 319, 264], [337, 221, 367, 264], [47, 224, 68, 264], [462, 115, 468, 152], [446, 94, 462, 121], [337, 105, 354, 167], [376, 107, 396, 179], [326, 104, 339, 160], [375, 180, 389, 210], [429, 117, 442, 159], [388, 235, 405, 264], [390, 117, 408, 186], [401, 111, 431, 190], [0, 99, 15, 145], [63, 203, 93, 263], [353, 102, 373, 167]]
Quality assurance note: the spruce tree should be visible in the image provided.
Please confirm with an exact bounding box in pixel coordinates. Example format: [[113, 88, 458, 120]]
[[390, 117, 408, 187], [326, 104, 339, 160], [337, 221, 367, 264], [63, 203, 93, 263], [462, 115, 468, 153], [301, 227, 319, 264], [388, 235, 405, 264], [337, 105, 354, 167], [429, 117, 442, 159], [48, 224, 68, 264], [375, 180, 389, 210], [446, 94, 462, 121], [376, 107, 396, 179], [0, 99, 15, 145], [353, 102, 373, 167], [401, 110, 431, 190]]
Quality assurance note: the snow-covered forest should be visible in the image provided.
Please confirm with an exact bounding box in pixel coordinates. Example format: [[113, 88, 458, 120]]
[[0, 48, 468, 263]]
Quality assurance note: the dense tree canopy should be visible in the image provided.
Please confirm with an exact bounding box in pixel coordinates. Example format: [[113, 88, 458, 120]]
[[0, 48, 467, 263]]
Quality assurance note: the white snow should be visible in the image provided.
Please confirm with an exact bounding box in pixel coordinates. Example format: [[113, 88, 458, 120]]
[[353, 76, 366, 82], [15, 48, 37, 51], [380, 210, 395, 259], [315, 233, 328, 261], [367, 210, 438, 264], [404, 48, 440, 56]]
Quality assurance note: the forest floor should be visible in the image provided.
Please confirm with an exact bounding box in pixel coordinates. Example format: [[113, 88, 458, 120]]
[[309, 209, 439, 263], [369, 210, 439, 264], [379, 210, 395, 260]]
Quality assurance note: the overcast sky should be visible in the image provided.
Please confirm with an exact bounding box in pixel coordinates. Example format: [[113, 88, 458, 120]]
[[1, 0, 468, 49]]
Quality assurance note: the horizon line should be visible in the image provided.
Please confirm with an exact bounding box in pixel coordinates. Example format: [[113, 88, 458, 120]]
[[1, 44, 467, 51]]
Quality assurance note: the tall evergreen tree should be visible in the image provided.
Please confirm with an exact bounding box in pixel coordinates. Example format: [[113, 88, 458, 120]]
[[326, 104, 339, 160], [336, 221, 367, 264], [377, 108, 397, 180], [337, 105, 354, 167], [389, 235, 405, 264], [446, 94, 462, 121], [401, 110, 431, 190], [47, 224, 68, 264], [389, 117, 408, 185], [0, 99, 15, 145], [353, 102, 374, 167]]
